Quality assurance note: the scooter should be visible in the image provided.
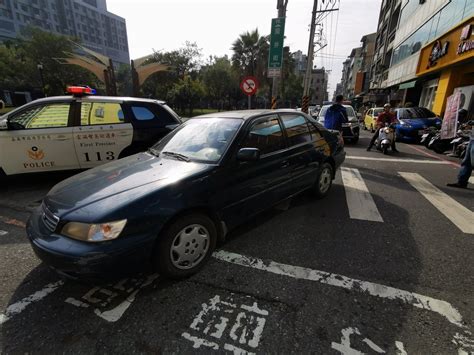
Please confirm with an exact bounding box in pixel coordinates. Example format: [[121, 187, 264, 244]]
[[420, 127, 438, 148], [375, 123, 396, 155]]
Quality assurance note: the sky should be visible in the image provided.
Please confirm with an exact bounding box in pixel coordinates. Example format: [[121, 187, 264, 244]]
[[106, 0, 382, 97]]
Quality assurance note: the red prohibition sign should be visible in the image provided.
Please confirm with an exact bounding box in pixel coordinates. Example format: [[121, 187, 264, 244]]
[[240, 76, 259, 96]]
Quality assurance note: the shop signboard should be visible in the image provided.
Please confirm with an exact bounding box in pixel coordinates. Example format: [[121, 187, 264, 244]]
[[416, 17, 474, 76], [440, 92, 461, 139]]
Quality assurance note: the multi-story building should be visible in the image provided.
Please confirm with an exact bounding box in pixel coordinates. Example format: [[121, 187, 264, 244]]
[[291, 50, 328, 105], [357, 33, 377, 96], [0, 0, 129, 64], [310, 67, 328, 105], [370, 0, 473, 112], [292, 50, 308, 75]]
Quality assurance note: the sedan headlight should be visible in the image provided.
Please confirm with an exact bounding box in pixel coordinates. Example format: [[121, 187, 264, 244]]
[[399, 120, 412, 128], [61, 220, 127, 242]]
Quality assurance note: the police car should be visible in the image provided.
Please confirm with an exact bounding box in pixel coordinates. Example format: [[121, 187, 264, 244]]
[[0, 86, 181, 176]]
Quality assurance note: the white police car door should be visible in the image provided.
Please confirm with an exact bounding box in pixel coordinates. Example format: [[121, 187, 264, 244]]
[[0, 102, 78, 175], [73, 100, 133, 168]]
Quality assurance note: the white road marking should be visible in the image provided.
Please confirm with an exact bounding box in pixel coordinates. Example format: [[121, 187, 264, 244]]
[[331, 327, 385, 354], [346, 156, 450, 164], [395, 341, 408, 355], [399, 172, 474, 234], [0, 280, 64, 325], [469, 176, 474, 185], [341, 167, 384, 222], [182, 294, 267, 353], [213, 250, 466, 328], [65, 274, 158, 322], [0, 230, 8, 236]]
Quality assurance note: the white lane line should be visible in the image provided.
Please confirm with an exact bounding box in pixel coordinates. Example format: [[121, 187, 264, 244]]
[[212, 250, 466, 328], [341, 167, 383, 222], [0, 280, 64, 325], [399, 172, 474, 234], [469, 176, 474, 186], [346, 156, 450, 164], [0, 230, 8, 236]]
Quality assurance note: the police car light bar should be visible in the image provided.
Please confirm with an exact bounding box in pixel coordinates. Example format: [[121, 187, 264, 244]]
[[67, 86, 96, 96]]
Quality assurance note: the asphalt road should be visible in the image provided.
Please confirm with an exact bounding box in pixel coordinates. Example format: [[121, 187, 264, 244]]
[[0, 130, 473, 354]]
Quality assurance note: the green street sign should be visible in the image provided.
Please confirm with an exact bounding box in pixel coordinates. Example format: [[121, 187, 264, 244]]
[[268, 17, 286, 69]]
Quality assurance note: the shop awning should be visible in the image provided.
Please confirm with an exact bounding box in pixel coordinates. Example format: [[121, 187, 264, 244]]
[[398, 80, 417, 89]]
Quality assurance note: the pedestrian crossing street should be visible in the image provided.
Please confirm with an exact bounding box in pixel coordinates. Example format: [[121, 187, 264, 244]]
[[339, 167, 474, 235]]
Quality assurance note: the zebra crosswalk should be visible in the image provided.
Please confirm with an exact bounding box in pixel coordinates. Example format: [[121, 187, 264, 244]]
[[338, 168, 474, 235]]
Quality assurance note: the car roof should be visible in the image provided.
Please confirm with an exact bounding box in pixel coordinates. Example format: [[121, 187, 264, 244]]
[[26, 95, 167, 105], [192, 109, 307, 120]]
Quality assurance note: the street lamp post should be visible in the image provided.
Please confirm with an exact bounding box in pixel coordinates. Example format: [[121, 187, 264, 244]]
[[37, 63, 46, 97]]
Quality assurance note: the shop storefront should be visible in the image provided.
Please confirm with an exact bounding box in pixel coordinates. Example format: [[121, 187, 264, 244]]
[[416, 16, 474, 118]]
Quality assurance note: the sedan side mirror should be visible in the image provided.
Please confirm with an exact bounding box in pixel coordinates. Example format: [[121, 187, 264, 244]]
[[237, 148, 260, 162]]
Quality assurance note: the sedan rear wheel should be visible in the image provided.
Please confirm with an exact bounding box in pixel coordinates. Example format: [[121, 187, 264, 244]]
[[154, 213, 216, 279], [313, 162, 333, 199]]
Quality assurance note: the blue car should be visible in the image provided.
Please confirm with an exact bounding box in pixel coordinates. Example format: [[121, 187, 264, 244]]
[[394, 107, 442, 142]]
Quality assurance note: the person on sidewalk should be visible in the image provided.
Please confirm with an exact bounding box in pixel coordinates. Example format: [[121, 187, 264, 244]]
[[367, 103, 399, 152], [447, 119, 473, 189], [324, 95, 348, 131]]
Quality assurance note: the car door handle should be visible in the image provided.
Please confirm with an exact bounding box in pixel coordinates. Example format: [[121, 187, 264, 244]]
[[281, 161, 290, 169], [53, 135, 70, 141]]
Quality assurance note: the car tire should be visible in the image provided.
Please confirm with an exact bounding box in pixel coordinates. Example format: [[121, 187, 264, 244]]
[[153, 213, 217, 279], [313, 162, 333, 199]]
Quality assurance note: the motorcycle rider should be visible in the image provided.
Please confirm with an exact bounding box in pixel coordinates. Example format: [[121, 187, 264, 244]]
[[367, 103, 399, 152]]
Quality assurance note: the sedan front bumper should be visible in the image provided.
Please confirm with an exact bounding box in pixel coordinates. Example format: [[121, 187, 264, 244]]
[[26, 207, 157, 280]]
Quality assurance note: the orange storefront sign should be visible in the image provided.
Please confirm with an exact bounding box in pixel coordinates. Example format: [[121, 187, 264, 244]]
[[416, 17, 473, 76]]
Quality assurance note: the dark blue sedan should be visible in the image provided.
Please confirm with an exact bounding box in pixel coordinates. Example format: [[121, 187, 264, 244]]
[[26, 110, 345, 280], [394, 107, 442, 142]]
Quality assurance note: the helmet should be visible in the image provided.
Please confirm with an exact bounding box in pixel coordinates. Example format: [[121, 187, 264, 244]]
[[383, 103, 391, 108]]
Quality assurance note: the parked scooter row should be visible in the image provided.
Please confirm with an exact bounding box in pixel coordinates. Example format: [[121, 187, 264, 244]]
[[421, 120, 473, 157]]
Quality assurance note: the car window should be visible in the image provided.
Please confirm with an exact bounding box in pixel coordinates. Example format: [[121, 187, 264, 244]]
[[280, 114, 312, 146], [9, 103, 70, 129], [344, 105, 356, 117], [241, 116, 285, 155], [374, 109, 383, 116], [398, 107, 437, 119], [80, 102, 124, 125], [318, 106, 329, 118], [152, 118, 241, 163], [131, 106, 155, 120], [307, 121, 323, 140]]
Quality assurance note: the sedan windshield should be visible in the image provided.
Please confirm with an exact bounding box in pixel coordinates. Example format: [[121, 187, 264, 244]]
[[152, 118, 241, 163]]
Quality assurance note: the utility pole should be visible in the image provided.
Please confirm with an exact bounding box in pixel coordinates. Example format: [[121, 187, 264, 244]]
[[301, 1, 338, 113], [271, 0, 288, 109], [302, 0, 318, 114]]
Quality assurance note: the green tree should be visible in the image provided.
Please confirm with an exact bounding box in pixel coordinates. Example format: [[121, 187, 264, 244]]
[[141, 42, 203, 101], [16, 27, 101, 96], [168, 76, 205, 116], [231, 29, 271, 105], [201, 56, 239, 111]]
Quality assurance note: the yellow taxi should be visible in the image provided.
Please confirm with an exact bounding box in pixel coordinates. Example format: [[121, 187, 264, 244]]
[[364, 107, 384, 132]]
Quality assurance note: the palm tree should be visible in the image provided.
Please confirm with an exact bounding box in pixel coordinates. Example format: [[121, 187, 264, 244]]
[[231, 29, 269, 80]]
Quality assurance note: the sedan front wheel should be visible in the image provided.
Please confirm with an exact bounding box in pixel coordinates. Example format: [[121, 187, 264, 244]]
[[154, 213, 217, 279]]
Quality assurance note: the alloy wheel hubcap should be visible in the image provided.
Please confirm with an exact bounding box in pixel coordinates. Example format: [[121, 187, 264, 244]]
[[319, 168, 332, 193], [170, 224, 210, 270]]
